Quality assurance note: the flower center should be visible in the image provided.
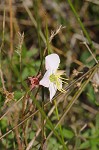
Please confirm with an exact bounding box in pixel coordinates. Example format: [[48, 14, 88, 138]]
[[49, 73, 63, 91], [49, 74, 57, 83], [49, 73, 68, 93]]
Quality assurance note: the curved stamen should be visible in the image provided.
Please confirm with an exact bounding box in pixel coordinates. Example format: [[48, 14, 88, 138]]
[[59, 76, 68, 81], [49, 73, 68, 93]]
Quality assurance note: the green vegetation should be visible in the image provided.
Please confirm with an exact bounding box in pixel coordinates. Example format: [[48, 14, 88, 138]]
[[0, 0, 99, 149]]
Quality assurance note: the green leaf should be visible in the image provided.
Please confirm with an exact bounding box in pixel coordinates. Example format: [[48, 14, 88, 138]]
[[14, 91, 25, 100], [74, 137, 81, 149], [80, 51, 95, 66], [95, 114, 99, 130], [79, 141, 90, 149], [22, 68, 29, 80], [29, 131, 35, 139], [90, 138, 99, 147], [86, 84, 95, 104], [62, 128, 74, 139], [48, 137, 62, 150]]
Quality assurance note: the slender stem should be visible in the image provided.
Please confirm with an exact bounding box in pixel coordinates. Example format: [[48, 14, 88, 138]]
[[9, 0, 13, 58], [0, 6, 5, 67], [20, 52, 22, 88], [41, 87, 45, 148], [84, 42, 98, 63], [34, 1, 45, 149], [18, 32, 24, 88], [67, 0, 96, 52], [45, 18, 50, 54], [23, 2, 46, 44], [54, 100, 65, 144], [33, 97, 68, 150], [0, 7, 6, 91]]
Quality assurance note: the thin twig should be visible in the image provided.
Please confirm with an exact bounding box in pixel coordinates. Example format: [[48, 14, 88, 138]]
[[9, 0, 13, 58], [85, 0, 99, 5], [0, 5, 5, 61], [83, 42, 98, 64], [49, 25, 66, 43], [0, 96, 24, 120], [0, 68, 6, 91], [23, 2, 46, 44]]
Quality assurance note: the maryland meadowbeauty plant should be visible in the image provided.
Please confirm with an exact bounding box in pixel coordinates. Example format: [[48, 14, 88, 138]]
[[40, 53, 68, 101]]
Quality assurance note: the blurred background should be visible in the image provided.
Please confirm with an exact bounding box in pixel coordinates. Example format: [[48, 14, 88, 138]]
[[0, 0, 99, 150]]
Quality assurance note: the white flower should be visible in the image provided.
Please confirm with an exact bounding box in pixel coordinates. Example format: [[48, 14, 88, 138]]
[[40, 53, 66, 101]]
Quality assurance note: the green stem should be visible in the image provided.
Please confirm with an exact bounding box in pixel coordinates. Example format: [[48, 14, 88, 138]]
[[45, 19, 50, 54], [67, 0, 96, 52], [33, 97, 68, 150], [34, 0, 45, 149], [0, 7, 5, 70], [54, 100, 65, 144], [20, 53, 22, 88]]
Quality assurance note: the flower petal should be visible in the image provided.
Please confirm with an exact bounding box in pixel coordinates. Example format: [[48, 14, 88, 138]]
[[39, 70, 50, 87], [45, 53, 60, 71], [49, 82, 57, 101]]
